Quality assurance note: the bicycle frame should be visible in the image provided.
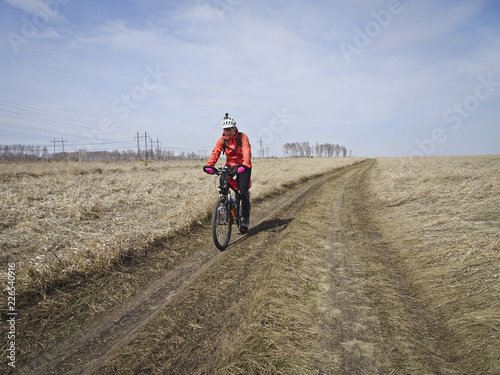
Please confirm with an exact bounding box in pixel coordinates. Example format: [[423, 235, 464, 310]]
[[216, 166, 242, 226], [204, 165, 246, 250]]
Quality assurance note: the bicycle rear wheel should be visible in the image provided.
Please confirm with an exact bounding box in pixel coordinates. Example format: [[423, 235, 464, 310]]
[[211, 196, 232, 251]]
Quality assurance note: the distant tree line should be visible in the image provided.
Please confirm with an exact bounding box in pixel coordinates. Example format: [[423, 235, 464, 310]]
[[282, 142, 351, 158], [1, 141, 353, 162], [0, 144, 201, 162]]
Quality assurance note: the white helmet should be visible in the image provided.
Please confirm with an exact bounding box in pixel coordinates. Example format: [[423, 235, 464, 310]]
[[221, 113, 236, 129]]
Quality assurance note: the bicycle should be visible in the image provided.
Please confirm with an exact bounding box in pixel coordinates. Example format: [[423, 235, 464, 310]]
[[203, 164, 249, 251]]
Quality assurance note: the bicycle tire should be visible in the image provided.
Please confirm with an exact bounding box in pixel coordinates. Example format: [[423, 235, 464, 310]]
[[211, 196, 232, 251], [235, 194, 242, 231]]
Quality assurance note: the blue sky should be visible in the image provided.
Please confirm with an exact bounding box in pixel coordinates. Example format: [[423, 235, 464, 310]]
[[0, 0, 499, 157]]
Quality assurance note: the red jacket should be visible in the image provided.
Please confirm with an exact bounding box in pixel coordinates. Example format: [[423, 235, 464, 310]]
[[207, 128, 252, 168]]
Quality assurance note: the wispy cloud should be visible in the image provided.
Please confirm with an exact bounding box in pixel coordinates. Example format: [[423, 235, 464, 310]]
[[4, 0, 42, 14], [3, 0, 70, 24], [0, 0, 498, 156]]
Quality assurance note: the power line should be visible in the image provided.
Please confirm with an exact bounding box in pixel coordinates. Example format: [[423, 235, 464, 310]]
[[0, 87, 217, 154], [0, 93, 215, 154], [0, 91, 150, 145], [0, 87, 151, 129], [50, 138, 67, 154]]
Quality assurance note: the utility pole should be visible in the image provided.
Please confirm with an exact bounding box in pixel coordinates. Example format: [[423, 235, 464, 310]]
[[259, 136, 263, 158], [134, 132, 141, 159], [50, 138, 67, 155], [143, 132, 150, 160], [134, 132, 151, 160], [156, 138, 161, 160]]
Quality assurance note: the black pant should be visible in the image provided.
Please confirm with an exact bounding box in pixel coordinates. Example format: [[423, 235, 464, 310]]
[[237, 167, 251, 218]]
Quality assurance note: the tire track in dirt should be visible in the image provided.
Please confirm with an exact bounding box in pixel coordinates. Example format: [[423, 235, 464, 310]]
[[19, 160, 370, 375], [325, 158, 465, 374], [93, 159, 378, 374], [313, 158, 391, 373], [94, 159, 376, 374]]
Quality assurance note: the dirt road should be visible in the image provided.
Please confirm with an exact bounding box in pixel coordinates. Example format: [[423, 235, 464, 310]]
[[14, 159, 461, 374]]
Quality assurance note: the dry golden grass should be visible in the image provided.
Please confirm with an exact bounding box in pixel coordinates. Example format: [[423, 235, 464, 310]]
[[97, 167, 349, 375], [369, 155, 500, 373], [194, 155, 500, 374], [203, 216, 334, 374], [5, 155, 498, 374], [0, 157, 362, 298]]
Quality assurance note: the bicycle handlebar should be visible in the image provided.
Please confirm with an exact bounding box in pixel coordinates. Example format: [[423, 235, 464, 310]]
[[203, 164, 246, 176]]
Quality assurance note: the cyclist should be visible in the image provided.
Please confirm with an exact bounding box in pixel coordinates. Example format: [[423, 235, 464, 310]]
[[204, 113, 252, 232]]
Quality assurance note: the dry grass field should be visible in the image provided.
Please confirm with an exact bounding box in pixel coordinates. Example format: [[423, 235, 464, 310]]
[[0, 157, 361, 298], [368, 155, 500, 373], [170, 155, 499, 375], [1, 155, 499, 374]]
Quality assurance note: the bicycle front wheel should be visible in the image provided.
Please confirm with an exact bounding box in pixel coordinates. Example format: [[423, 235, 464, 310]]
[[211, 197, 232, 251]]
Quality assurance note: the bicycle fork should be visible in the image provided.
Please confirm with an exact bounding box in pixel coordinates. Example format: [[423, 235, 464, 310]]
[[218, 192, 240, 226], [229, 192, 241, 227], [217, 203, 228, 225], [216, 195, 234, 225]]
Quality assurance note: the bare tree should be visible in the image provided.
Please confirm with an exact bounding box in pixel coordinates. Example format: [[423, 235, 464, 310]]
[[282, 141, 351, 158]]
